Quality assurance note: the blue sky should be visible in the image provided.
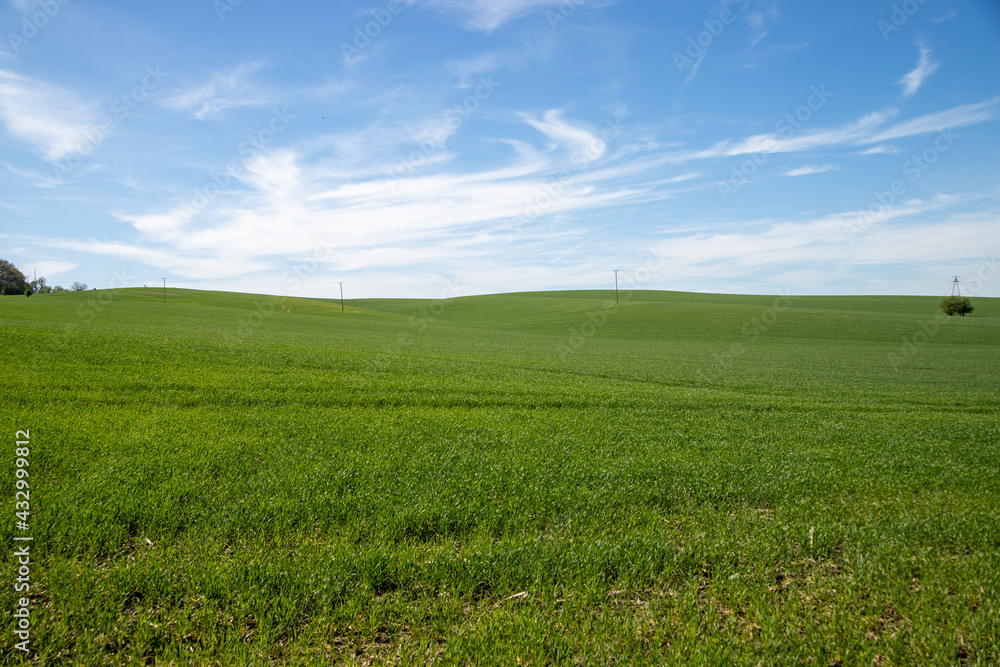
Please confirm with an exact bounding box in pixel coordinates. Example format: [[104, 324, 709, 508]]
[[1, 0, 999, 299]]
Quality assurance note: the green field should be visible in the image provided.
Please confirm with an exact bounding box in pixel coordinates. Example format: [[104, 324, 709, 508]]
[[2, 288, 998, 665]]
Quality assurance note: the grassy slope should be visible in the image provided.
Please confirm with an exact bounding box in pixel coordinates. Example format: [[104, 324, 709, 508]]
[[1, 288, 998, 665]]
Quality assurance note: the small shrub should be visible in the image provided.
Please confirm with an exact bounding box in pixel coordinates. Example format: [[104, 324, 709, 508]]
[[940, 296, 973, 317]]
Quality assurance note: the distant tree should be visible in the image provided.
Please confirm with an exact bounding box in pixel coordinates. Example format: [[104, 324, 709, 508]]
[[0, 259, 28, 295], [71, 281, 88, 292], [30, 276, 51, 294], [52, 285, 67, 293], [940, 296, 974, 317]]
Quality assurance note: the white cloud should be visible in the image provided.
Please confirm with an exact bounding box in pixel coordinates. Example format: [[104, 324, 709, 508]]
[[38, 238, 272, 279], [781, 164, 840, 177], [0, 69, 101, 161], [743, 2, 779, 47], [5, 161, 62, 187], [519, 109, 606, 160], [113, 209, 190, 236], [309, 110, 478, 179], [659, 172, 700, 185], [416, 0, 584, 31], [867, 98, 998, 143], [677, 2, 778, 91], [52, 109, 640, 282], [0, 200, 31, 215], [679, 49, 707, 91], [446, 51, 531, 88], [728, 109, 896, 155], [663, 98, 999, 164], [33, 260, 77, 279], [161, 62, 271, 120], [651, 195, 997, 280], [448, 53, 505, 87], [897, 44, 938, 98], [858, 144, 898, 155], [20, 91, 1000, 297]]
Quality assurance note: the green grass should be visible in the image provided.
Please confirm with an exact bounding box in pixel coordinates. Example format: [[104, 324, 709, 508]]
[[2, 287, 998, 665]]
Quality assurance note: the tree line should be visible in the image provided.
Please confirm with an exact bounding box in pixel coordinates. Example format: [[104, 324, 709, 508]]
[[0, 259, 88, 296]]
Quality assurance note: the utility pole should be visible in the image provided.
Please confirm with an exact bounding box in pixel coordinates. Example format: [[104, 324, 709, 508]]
[[161, 277, 167, 303], [338, 281, 344, 312], [613, 269, 620, 306], [951, 275, 961, 297]]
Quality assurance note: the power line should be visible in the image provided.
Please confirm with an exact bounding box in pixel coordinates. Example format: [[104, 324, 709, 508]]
[[81, 272, 967, 290], [642, 272, 955, 286], [147, 275, 957, 288], [350, 271, 599, 286]]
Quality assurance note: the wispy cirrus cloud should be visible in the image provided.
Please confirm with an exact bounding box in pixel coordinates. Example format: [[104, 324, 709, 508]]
[[0, 69, 101, 161], [858, 144, 898, 155], [161, 62, 272, 120], [676, 1, 778, 92], [49, 87, 993, 290], [43, 109, 636, 282], [36, 237, 273, 279], [664, 97, 999, 165], [32, 259, 77, 279], [897, 44, 938, 98], [931, 9, 957, 23], [448, 53, 506, 87], [653, 194, 991, 275], [744, 2, 780, 47], [519, 109, 606, 159], [5, 161, 63, 187], [26, 93, 1000, 288], [867, 97, 997, 143], [781, 164, 840, 177], [416, 0, 586, 31], [447, 51, 531, 87]]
